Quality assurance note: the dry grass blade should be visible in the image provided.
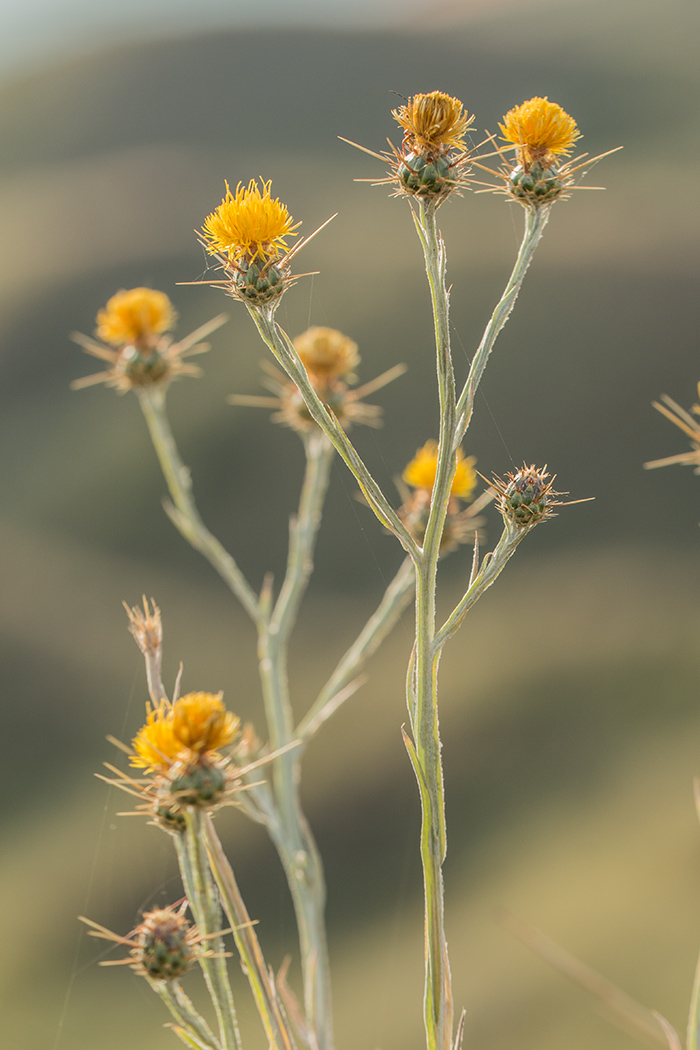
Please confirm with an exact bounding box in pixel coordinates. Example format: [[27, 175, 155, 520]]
[[500, 910, 671, 1049]]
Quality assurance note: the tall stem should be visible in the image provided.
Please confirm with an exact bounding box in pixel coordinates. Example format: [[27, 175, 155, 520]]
[[407, 200, 459, 1050], [257, 431, 336, 1050], [176, 822, 242, 1050], [455, 204, 551, 439]]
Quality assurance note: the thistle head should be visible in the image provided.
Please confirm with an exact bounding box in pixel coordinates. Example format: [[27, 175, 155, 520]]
[[402, 440, 477, 500], [497, 97, 581, 207], [72, 289, 224, 394], [95, 287, 177, 347], [133, 906, 198, 981], [295, 326, 360, 382], [393, 91, 471, 155], [500, 96, 580, 167], [199, 179, 301, 305], [130, 692, 240, 812], [231, 326, 405, 434], [80, 901, 219, 982], [491, 464, 563, 529], [393, 91, 475, 203]]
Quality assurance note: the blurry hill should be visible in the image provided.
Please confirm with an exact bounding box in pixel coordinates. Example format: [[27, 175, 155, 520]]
[[1, 3, 700, 1050]]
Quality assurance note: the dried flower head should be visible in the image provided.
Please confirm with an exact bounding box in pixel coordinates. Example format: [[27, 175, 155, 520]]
[[399, 441, 484, 551], [644, 386, 700, 474], [343, 90, 474, 205], [124, 596, 162, 657], [393, 91, 471, 155], [80, 901, 223, 981], [230, 326, 406, 434], [490, 464, 565, 529], [131, 692, 240, 773], [72, 288, 226, 394], [403, 440, 477, 500]]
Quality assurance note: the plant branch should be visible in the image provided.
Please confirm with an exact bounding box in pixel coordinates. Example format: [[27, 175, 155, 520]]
[[176, 819, 242, 1050], [137, 387, 260, 623], [455, 204, 551, 440]]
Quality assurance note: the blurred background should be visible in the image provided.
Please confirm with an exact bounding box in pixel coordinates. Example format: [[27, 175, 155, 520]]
[[1, 0, 700, 1048]]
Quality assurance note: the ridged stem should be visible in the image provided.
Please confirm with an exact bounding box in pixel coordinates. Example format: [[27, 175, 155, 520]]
[[176, 820, 242, 1050], [455, 204, 551, 440], [256, 430, 336, 1050], [136, 387, 260, 623]]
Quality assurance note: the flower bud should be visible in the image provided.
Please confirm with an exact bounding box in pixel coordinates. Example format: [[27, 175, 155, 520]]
[[136, 907, 197, 981]]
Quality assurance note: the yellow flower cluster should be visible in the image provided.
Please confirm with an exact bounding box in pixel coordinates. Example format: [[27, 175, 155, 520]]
[[200, 179, 299, 264], [95, 288, 177, 346], [403, 441, 477, 501], [131, 692, 240, 772]]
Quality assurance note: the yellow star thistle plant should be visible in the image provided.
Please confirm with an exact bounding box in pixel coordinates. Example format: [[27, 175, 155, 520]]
[[201, 178, 300, 265], [75, 85, 618, 1050], [499, 96, 581, 167], [403, 440, 477, 500]]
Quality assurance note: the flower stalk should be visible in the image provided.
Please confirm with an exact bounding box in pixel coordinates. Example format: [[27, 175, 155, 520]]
[[175, 818, 242, 1050], [136, 386, 260, 622], [456, 203, 551, 437]]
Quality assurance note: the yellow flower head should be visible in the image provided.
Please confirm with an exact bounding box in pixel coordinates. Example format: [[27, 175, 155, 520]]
[[95, 288, 177, 346], [294, 326, 360, 381], [171, 692, 240, 754], [499, 97, 580, 165], [130, 693, 239, 772], [393, 91, 471, 154], [200, 179, 300, 264], [131, 700, 181, 771], [403, 440, 477, 500]]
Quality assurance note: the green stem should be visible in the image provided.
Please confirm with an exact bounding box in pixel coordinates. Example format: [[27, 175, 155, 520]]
[[434, 525, 527, 649], [204, 816, 297, 1050], [408, 200, 460, 1050], [151, 979, 222, 1050], [256, 432, 335, 1050], [137, 387, 260, 623], [176, 820, 242, 1050], [455, 204, 551, 440]]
